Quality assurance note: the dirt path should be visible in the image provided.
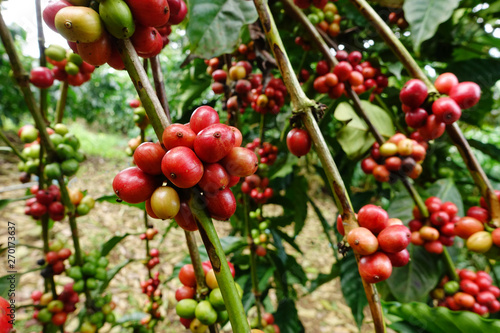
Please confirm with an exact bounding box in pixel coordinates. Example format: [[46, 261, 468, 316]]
[[0, 144, 375, 332]]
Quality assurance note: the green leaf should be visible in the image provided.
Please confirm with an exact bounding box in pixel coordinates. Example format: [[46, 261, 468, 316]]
[[334, 101, 395, 159], [96, 194, 145, 210], [0, 195, 33, 210], [403, 0, 460, 54], [387, 182, 414, 223], [98, 259, 134, 293], [468, 138, 500, 160], [384, 301, 500, 333], [0, 273, 18, 299], [100, 234, 130, 257], [187, 0, 258, 58], [426, 178, 464, 217], [385, 244, 443, 303], [274, 298, 305, 333], [340, 251, 367, 328]]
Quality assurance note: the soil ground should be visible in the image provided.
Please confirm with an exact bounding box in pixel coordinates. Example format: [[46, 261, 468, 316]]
[[0, 125, 376, 332]]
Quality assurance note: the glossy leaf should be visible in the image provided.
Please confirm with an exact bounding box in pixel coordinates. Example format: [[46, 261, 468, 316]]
[[384, 301, 500, 333], [385, 244, 442, 303], [334, 101, 395, 159], [403, 0, 460, 54], [187, 0, 258, 58], [340, 251, 367, 328], [274, 298, 305, 333]]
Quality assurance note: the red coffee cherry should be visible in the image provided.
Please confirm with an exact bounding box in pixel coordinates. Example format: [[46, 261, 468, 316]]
[[286, 129, 311, 157], [400, 79, 428, 108]]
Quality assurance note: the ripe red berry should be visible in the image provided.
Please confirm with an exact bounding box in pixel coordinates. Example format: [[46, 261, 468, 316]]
[[113, 167, 162, 204], [358, 252, 393, 283], [204, 188, 236, 220], [400, 79, 428, 108], [357, 204, 389, 235], [133, 142, 166, 175], [286, 129, 311, 157], [162, 123, 196, 150], [220, 147, 259, 178], [161, 147, 204, 188], [377, 225, 411, 253], [432, 97, 462, 124], [434, 72, 459, 94], [333, 61, 353, 82], [449, 81, 481, 109], [30, 67, 54, 89], [190, 106, 220, 134], [405, 108, 428, 128], [194, 124, 235, 163], [385, 248, 410, 267]]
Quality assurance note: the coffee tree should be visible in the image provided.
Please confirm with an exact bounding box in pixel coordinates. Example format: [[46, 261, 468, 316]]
[[1, 0, 500, 332]]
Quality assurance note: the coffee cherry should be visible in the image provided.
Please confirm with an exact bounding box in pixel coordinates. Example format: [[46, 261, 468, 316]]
[[400, 79, 428, 108], [449, 81, 481, 109], [161, 147, 204, 188], [432, 97, 462, 124], [347, 227, 379, 255], [358, 252, 392, 283], [286, 129, 311, 157], [434, 72, 459, 95]]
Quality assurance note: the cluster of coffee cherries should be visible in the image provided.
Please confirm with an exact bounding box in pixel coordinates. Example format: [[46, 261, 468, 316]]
[[388, 11, 408, 29], [31, 283, 79, 327], [454, 190, 500, 255], [129, 99, 150, 130], [250, 219, 271, 257], [409, 197, 459, 254], [25, 185, 64, 221], [250, 312, 280, 332], [249, 76, 288, 115], [29, 44, 94, 89], [235, 41, 257, 61], [43, 0, 187, 69], [308, 2, 343, 38], [175, 261, 240, 331], [66, 250, 110, 294], [337, 204, 411, 283], [313, 51, 388, 99], [17, 123, 84, 182], [361, 133, 427, 182], [246, 139, 279, 166], [39, 245, 72, 277], [140, 271, 164, 327], [400, 74, 481, 140], [209, 58, 288, 116], [113, 106, 258, 222], [437, 269, 500, 315], [242, 174, 273, 205], [68, 188, 96, 217]]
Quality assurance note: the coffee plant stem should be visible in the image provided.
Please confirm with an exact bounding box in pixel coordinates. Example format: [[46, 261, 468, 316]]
[[253, 1, 386, 331], [117, 39, 171, 138], [184, 230, 210, 297], [121, 40, 249, 331], [150, 55, 171, 122], [190, 193, 250, 333], [35, 0, 48, 120], [442, 247, 460, 281], [143, 210, 152, 279], [0, 8, 95, 313], [350, 0, 500, 226], [55, 81, 69, 124], [283, 0, 459, 281], [243, 195, 263, 328], [0, 11, 53, 151], [259, 113, 265, 146], [0, 130, 26, 162], [282, 0, 385, 143]]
